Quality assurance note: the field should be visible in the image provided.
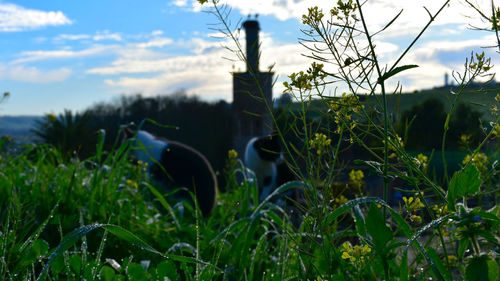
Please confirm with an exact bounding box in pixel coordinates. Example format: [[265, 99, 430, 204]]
[[0, 116, 499, 281]]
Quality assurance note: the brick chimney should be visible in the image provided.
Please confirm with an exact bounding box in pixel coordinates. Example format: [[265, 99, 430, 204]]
[[232, 19, 274, 157]]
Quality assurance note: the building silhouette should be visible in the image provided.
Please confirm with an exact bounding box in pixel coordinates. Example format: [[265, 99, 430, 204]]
[[232, 19, 274, 156]]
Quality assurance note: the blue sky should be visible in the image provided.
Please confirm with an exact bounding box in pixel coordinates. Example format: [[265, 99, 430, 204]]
[[0, 0, 498, 115]]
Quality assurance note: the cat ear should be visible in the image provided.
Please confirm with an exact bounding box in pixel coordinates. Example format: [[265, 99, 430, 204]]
[[124, 127, 135, 137], [120, 126, 136, 144]]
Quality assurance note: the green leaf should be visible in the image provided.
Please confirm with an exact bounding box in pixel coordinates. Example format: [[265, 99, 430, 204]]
[[366, 204, 393, 253], [157, 260, 179, 281], [69, 254, 82, 274], [399, 251, 409, 281], [352, 205, 366, 238], [377, 65, 419, 84], [447, 164, 482, 211], [36, 224, 161, 281], [100, 265, 116, 281], [426, 247, 452, 281], [14, 239, 50, 272], [144, 182, 181, 231], [466, 255, 499, 281], [353, 160, 383, 176], [327, 196, 387, 224], [253, 180, 307, 215], [127, 262, 148, 281], [95, 129, 106, 163], [457, 239, 470, 260], [101, 224, 161, 255], [50, 255, 65, 274]]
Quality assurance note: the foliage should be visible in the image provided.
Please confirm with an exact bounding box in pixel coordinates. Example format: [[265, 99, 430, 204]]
[[32, 93, 234, 185], [32, 110, 95, 160], [398, 98, 484, 150], [399, 98, 447, 150], [196, 0, 500, 280]]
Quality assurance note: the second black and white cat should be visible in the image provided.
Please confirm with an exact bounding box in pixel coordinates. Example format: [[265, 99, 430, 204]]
[[244, 134, 296, 202]]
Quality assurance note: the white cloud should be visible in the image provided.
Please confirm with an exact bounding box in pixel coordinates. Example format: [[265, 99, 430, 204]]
[[152, 30, 164, 36], [55, 34, 91, 41], [14, 35, 176, 65], [88, 35, 304, 99], [0, 3, 71, 32], [93, 30, 122, 41], [381, 34, 500, 91], [0, 64, 72, 83], [13, 45, 116, 63], [172, 0, 188, 7], [189, 0, 495, 38], [136, 37, 174, 48]]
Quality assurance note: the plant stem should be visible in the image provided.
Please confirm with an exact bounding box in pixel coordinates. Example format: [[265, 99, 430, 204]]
[[356, 0, 390, 220]]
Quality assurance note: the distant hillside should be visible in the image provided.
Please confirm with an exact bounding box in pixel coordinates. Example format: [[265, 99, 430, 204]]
[[0, 115, 40, 142], [375, 84, 499, 122], [286, 82, 500, 122]]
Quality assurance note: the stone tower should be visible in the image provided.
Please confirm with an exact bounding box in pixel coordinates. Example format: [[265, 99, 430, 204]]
[[232, 19, 274, 157]]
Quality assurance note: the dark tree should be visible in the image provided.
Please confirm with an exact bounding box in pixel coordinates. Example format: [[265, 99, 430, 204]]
[[399, 98, 447, 150], [32, 110, 96, 159]]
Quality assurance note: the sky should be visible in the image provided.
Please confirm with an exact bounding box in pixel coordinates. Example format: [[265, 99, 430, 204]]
[[0, 0, 498, 116]]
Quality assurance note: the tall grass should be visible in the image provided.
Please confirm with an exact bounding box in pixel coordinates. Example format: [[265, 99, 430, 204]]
[[0, 129, 308, 280]]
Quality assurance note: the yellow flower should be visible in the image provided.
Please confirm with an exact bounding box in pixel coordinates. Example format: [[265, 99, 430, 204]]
[[126, 179, 138, 188], [334, 195, 348, 206], [415, 153, 428, 169], [403, 196, 425, 211], [228, 149, 238, 159], [432, 204, 450, 217], [463, 152, 488, 174], [342, 251, 356, 262], [309, 133, 331, 155], [446, 255, 458, 264], [302, 6, 324, 25], [492, 124, 500, 138], [410, 215, 423, 223], [136, 160, 148, 172], [340, 241, 371, 264], [383, 134, 404, 152], [460, 134, 471, 144], [349, 169, 364, 183]]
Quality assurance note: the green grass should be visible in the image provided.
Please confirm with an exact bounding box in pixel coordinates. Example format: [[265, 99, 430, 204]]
[[1, 127, 498, 281], [0, 134, 314, 280]]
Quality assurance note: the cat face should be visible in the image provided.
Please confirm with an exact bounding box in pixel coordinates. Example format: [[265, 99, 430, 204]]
[[252, 134, 281, 162]]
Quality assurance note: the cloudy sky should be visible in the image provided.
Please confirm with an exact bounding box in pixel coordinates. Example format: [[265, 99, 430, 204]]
[[0, 0, 498, 115]]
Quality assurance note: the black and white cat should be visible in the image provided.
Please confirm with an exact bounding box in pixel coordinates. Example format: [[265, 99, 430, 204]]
[[124, 128, 218, 217], [244, 134, 296, 202]]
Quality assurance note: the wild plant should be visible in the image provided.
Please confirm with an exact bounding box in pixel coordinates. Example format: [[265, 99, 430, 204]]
[[200, 0, 499, 280]]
